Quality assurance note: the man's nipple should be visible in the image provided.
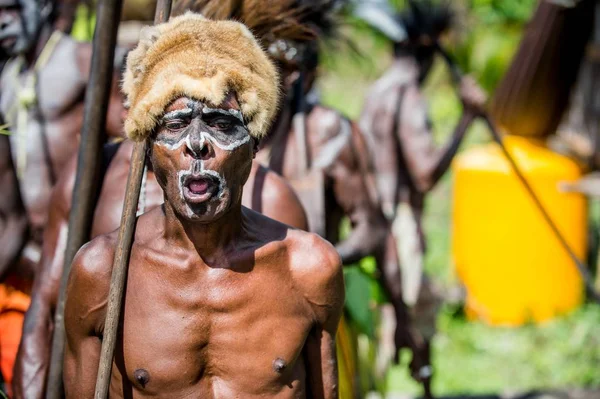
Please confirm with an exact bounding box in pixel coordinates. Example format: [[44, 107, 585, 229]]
[[272, 357, 287, 373], [134, 368, 150, 388]]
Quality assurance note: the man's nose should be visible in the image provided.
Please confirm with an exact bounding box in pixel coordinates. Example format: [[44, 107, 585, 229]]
[[0, 14, 12, 30], [185, 131, 213, 160]]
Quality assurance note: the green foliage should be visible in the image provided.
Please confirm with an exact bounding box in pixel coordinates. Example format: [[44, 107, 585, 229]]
[[344, 267, 379, 338], [469, 0, 538, 25], [71, 5, 96, 42], [387, 304, 600, 394]]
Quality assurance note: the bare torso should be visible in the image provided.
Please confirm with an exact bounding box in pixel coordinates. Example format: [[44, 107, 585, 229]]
[[359, 59, 428, 218], [0, 33, 86, 235], [109, 211, 312, 397], [65, 208, 342, 398]]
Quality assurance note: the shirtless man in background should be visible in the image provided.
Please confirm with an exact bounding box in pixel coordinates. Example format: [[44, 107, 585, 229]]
[[358, 0, 487, 387], [0, 0, 122, 390], [13, 139, 308, 398], [0, 0, 125, 279], [64, 14, 343, 398]]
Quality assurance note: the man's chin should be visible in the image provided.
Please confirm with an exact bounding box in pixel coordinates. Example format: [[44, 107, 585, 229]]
[[177, 201, 228, 223]]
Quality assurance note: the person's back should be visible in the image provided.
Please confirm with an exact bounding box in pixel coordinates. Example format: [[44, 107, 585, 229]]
[[360, 57, 424, 219], [257, 102, 385, 253]]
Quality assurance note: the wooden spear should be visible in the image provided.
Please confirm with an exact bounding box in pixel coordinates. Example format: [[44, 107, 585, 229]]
[[46, 1, 124, 398], [93, 2, 172, 398]]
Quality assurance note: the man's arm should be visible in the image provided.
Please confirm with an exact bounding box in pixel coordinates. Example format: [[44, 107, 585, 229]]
[[0, 134, 28, 280], [293, 233, 344, 399], [64, 236, 114, 398], [398, 77, 485, 193], [12, 155, 77, 399]]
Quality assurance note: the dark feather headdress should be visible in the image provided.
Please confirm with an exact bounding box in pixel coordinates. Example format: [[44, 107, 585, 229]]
[[172, 0, 345, 65], [399, 0, 453, 46]]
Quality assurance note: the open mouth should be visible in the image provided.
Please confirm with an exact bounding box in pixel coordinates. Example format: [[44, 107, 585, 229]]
[[0, 36, 17, 48], [182, 175, 219, 204]]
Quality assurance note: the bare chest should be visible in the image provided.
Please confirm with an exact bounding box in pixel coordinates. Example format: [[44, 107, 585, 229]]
[[114, 252, 313, 397], [1, 39, 85, 228]]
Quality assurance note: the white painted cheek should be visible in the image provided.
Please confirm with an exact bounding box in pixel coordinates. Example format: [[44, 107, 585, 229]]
[[200, 131, 251, 152], [155, 135, 188, 151]]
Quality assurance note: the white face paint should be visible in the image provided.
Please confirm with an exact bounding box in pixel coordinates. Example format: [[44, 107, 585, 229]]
[[152, 99, 252, 221], [176, 160, 230, 218], [155, 103, 250, 153], [155, 130, 250, 152]]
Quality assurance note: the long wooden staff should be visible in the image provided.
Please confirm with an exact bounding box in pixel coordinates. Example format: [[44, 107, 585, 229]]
[[93, 2, 172, 398], [46, 1, 124, 398]]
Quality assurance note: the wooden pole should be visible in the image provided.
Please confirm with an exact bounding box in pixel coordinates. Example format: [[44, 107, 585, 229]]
[[46, 1, 124, 398], [93, 2, 172, 398]]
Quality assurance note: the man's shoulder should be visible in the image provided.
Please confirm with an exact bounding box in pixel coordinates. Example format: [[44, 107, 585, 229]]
[[305, 104, 356, 169], [256, 165, 308, 230], [70, 232, 118, 287], [285, 230, 343, 306]]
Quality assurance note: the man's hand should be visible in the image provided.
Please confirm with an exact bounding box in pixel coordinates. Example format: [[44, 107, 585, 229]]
[[459, 76, 487, 115]]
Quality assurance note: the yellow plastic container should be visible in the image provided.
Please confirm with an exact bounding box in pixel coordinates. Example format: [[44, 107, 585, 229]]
[[452, 136, 587, 326]]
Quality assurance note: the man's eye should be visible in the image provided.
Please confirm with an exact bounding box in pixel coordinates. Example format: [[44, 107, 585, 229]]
[[208, 119, 233, 130], [164, 120, 187, 131]]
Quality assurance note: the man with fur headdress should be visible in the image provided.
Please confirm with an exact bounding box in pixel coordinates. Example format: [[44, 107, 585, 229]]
[[357, 0, 487, 386], [173, 1, 427, 394], [63, 14, 343, 398], [14, 143, 309, 398]]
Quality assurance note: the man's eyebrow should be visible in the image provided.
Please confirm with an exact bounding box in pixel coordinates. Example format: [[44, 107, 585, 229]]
[[202, 106, 244, 123], [163, 108, 193, 120]]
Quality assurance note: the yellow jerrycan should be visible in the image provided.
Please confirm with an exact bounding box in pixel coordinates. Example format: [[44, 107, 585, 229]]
[[452, 136, 587, 326]]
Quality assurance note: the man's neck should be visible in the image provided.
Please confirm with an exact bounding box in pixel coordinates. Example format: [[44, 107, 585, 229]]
[[24, 22, 53, 67], [162, 200, 244, 263]]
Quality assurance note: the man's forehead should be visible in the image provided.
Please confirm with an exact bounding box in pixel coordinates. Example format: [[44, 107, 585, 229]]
[[165, 93, 240, 113]]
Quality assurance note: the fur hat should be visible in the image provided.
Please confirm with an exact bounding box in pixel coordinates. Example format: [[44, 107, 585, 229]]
[[122, 12, 280, 141]]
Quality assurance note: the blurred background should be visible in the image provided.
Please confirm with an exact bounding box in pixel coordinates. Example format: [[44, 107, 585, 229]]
[[315, 0, 600, 396]]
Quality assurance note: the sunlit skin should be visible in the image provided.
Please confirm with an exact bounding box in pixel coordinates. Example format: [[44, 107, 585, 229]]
[[13, 141, 308, 399], [63, 95, 343, 398], [0, 0, 125, 282]]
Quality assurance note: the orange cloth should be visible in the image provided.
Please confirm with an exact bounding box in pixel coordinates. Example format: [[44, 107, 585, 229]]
[[0, 283, 31, 395]]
